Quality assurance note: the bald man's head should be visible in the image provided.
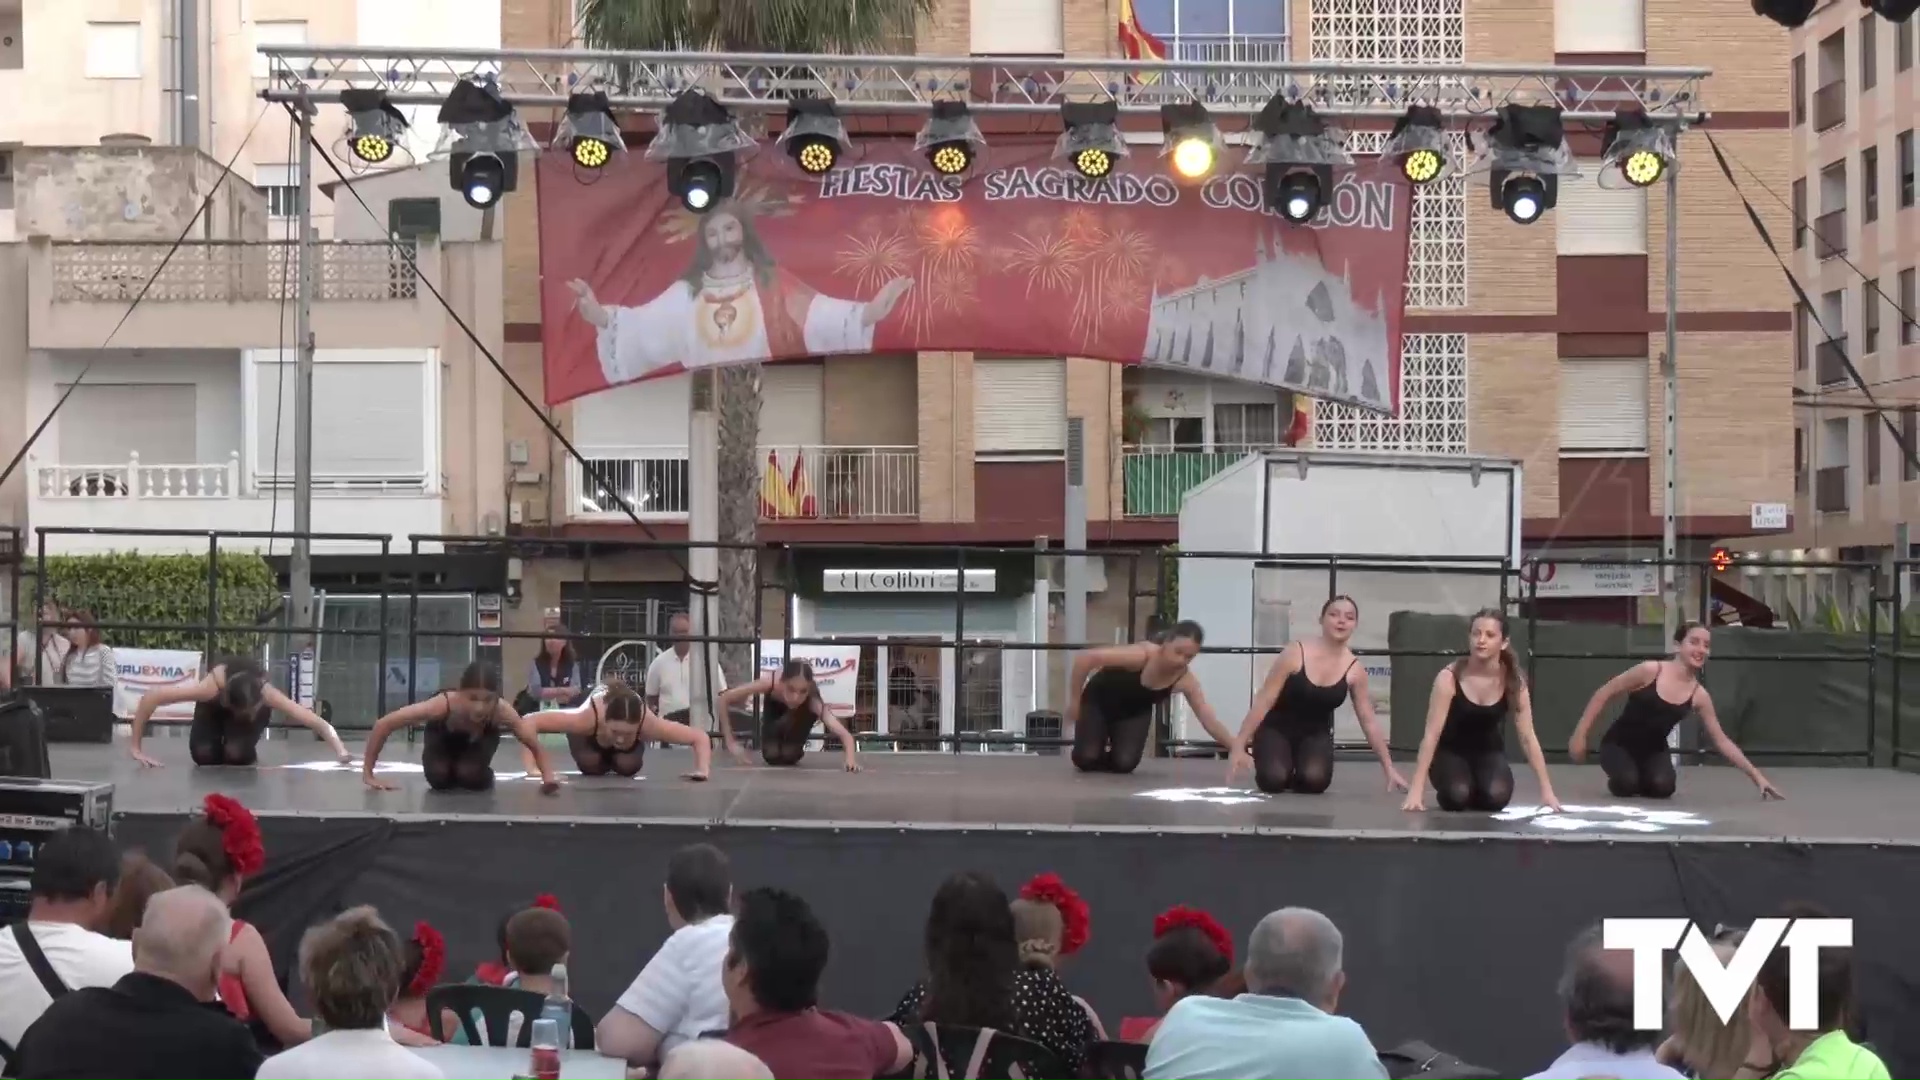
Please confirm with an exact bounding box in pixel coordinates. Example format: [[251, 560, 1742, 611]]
[[1244, 907, 1345, 1009], [133, 885, 231, 1001], [1559, 924, 1660, 1055]]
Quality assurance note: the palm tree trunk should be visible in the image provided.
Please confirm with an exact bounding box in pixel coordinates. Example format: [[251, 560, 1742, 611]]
[[715, 363, 761, 684]]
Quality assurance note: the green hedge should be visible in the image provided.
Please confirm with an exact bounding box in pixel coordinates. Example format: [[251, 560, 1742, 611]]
[[39, 552, 279, 654]]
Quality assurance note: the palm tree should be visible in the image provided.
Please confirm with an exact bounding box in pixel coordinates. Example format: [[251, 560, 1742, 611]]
[[576, 0, 934, 685]]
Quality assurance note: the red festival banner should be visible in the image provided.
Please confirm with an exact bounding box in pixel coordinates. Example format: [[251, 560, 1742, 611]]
[[537, 141, 1411, 414]]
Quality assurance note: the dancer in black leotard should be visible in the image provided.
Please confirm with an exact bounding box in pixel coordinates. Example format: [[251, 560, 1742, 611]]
[[716, 659, 865, 771], [1402, 609, 1560, 813], [1066, 621, 1234, 774], [1570, 622, 1782, 801], [129, 655, 349, 768], [523, 677, 713, 780], [362, 661, 560, 793], [1228, 596, 1406, 795]]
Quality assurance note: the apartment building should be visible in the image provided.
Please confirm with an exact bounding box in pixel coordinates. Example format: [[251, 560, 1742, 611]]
[[491, 0, 1792, 735], [1758, 1, 1920, 617]]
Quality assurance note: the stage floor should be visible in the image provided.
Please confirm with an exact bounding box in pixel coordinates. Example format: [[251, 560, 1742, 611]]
[[51, 733, 1920, 844]]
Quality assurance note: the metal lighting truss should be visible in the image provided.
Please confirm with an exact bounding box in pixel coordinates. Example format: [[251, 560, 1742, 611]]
[[259, 45, 1707, 122]]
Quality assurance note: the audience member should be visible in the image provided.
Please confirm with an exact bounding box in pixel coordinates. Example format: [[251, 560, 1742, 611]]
[[105, 851, 175, 941], [1526, 924, 1684, 1080], [1010, 874, 1107, 1039], [1121, 906, 1236, 1043], [723, 887, 912, 1080], [385, 921, 452, 1047], [657, 1039, 773, 1080], [1751, 904, 1888, 1080], [890, 871, 1096, 1074], [9, 885, 263, 1079], [601, 843, 736, 1066], [455, 903, 574, 1048], [1145, 906, 1386, 1080], [1656, 930, 1772, 1080], [256, 907, 443, 1079], [0, 827, 132, 1061], [472, 893, 562, 987], [54, 611, 115, 690]]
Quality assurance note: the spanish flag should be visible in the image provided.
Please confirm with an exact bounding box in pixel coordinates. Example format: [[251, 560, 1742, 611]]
[[1118, 0, 1168, 82], [786, 450, 818, 518], [760, 450, 798, 519]]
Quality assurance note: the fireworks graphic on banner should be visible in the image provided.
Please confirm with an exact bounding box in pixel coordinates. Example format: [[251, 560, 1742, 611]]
[[835, 207, 982, 338]]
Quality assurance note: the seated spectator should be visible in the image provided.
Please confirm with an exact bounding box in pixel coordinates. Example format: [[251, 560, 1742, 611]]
[[600, 843, 736, 1066], [385, 921, 452, 1047], [890, 871, 1096, 1075], [658, 1039, 773, 1080], [1656, 929, 1773, 1079], [1751, 904, 1888, 1080], [1145, 906, 1386, 1080], [457, 903, 574, 1047], [54, 612, 115, 690], [0, 826, 133, 1061], [106, 851, 175, 941], [472, 893, 561, 986], [1121, 906, 1236, 1043], [723, 887, 912, 1079], [10, 885, 263, 1079], [256, 907, 442, 1079], [1011, 873, 1106, 1038], [1527, 923, 1684, 1079]]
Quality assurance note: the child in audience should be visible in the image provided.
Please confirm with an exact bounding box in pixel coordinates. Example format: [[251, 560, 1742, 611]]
[[459, 900, 574, 1047], [386, 921, 453, 1047], [1120, 906, 1236, 1043], [1657, 930, 1775, 1079]]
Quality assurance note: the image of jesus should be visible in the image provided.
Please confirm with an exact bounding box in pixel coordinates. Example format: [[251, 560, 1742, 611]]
[[569, 206, 914, 386]]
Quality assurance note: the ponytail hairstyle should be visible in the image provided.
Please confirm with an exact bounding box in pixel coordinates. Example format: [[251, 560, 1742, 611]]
[[1158, 619, 1205, 647], [459, 661, 502, 695], [1320, 594, 1360, 619], [173, 794, 265, 894], [403, 921, 446, 998], [601, 676, 644, 724], [218, 655, 266, 713], [1458, 607, 1525, 700], [1018, 872, 1090, 956], [777, 658, 821, 717], [1147, 906, 1235, 994]]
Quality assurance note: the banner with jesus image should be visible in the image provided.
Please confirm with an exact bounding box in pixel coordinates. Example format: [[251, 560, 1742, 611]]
[[538, 139, 1412, 414]]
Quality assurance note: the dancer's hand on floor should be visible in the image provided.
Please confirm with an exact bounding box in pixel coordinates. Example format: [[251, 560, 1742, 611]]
[[1384, 766, 1410, 793], [130, 748, 163, 769], [1224, 743, 1251, 785], [1400, 791, 1425, 812], [843, 758, 864, 773], [363, 774, 398, 791], [1542, 790, 1564, 813], [725, 741, 753, 767], [1757, 777, 1785, 800]]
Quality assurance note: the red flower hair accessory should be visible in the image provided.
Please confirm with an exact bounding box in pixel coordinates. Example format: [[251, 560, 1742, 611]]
[[408, 922, 446, 997], [533, 893, 561, 911], [201, 794, 265, 878], [1020, 873, 1090, 955], [1154, 905, 1234, 964]]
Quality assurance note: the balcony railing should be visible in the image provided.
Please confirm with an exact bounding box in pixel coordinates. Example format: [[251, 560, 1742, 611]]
[[1816, 465, 1849, 513], [35, 454, 239, 500], [49, 240, 419, 303], [1121, 444, 1271, 517], [1813, 80, 1847, 132], [1165, 33, 1288, 65], [569, 445, 919, 521], [1813, 209, 1847, 260], [1816, 334, 1852, 386]]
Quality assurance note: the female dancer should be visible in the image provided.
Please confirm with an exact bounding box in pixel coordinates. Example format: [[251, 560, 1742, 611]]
[[362, 661, 560, 793], [1401, 609, 1561, 813], [1065, 621, 1235, 775], [521, 677, 713, 780], [1228, 596, 1406, 795], [715, 659, 863, 771], [130, 655, 348, 768], [1570, 622, 1783, 800], [174, 794, 314, 1052]]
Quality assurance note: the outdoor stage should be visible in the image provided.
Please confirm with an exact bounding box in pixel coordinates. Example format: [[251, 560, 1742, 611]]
[[53, 736, 1920, 1077]]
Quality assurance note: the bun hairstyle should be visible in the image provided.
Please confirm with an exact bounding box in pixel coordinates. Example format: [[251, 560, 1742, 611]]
[[779, 658, 817, 685], [1018, 872, 1090, 956], [1009, 897, 1065, 969], [1674, 620, 1708, 644], [1457, 607, 1526, 699], [1158, 619, 1206, 646], [219, 656, 266, 712], [601, 676, 644, 723], [1147, 905, 1235, 993], [459, 661, 502, 694], [173, 794, 266, 893], [1320, 594, 1360, 619]]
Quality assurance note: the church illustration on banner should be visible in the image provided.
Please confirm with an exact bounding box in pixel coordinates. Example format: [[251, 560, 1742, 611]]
[[1142, 231, 1393, 411]]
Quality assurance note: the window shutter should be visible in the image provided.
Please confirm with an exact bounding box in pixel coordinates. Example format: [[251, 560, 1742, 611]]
[[1558, 358, 1648, 453], [974, 359, 1065, 454], [758, 363, 825, 447], [59, 384, 198, 463], [970, 0, 1063, 54], [1556, 162, 1648, 255], [572, 373, 691, 448], [1553, 0, 1643, 53], [253, 351, 430, 480]]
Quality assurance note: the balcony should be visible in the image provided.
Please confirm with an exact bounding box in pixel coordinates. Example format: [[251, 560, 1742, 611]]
[[1816, 335, 1852, 386], [1166, 33, 1288, 64], [1812, 210, 1847, 260], [1815, 466, 1849, 514], [567, 445, 919, 523], [1813, 80, 1847, 132], [26, 237, 449, 350], [1121, 444, 1267, 517]]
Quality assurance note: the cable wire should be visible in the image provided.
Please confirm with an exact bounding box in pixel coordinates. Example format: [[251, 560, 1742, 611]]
[[265, 116, 297, 559]]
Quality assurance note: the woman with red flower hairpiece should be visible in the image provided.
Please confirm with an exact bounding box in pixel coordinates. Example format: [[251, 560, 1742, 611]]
[[1011, 873, 1107, 1039], [172, 794, 315, 1052], [1119, 906, 1238, 1043], [385, 922, 455, 1047]]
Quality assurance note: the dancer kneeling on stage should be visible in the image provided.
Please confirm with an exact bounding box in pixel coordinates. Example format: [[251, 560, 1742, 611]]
[[362, 661, 560, 793], [523, 677, 712, 780], [1066, 621, 1235, 774], [1570, 622, 1782, 801], [129, 655, 349, 768], [716, 659, 863, 771], [1229, 597, 1406, 795], [1401, 609, 1560, 813]]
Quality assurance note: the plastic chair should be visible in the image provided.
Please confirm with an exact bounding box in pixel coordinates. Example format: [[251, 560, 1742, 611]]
[[1082, 1040, 1147, 1079], [904, 1022, 1067, 1080], [423, 984, 596, 1050]]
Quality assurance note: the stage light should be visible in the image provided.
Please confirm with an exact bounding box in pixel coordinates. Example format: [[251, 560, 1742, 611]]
[[1481, 103, 1573, 226], [1246, 97, 1350, 226], [342, 89, 407, 166], [1382, 105, 1450, 186], [1501, 175, 1546, 224], [1160, 102, 1222, 181], [647, 90, 756, 214], [1058, 101, 1126, 180], [434, 78, 537, 208], [1863, 0, 1920, 21], [1600, 110, 1677, 190], [778, 98, 850, 177], [555, 91, 623, 170], [919, 101, 984, 179], [459, 153, 506, 208], [1751, 0, 1818, 27]]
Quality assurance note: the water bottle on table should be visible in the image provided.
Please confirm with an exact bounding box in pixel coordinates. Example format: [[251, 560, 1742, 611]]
[[539, 963, 573, 1045], [527, 1018, 562, 1080]]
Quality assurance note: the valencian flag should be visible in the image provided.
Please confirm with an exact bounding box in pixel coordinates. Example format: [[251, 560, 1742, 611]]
[[1118, 0, 1169, 81]]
